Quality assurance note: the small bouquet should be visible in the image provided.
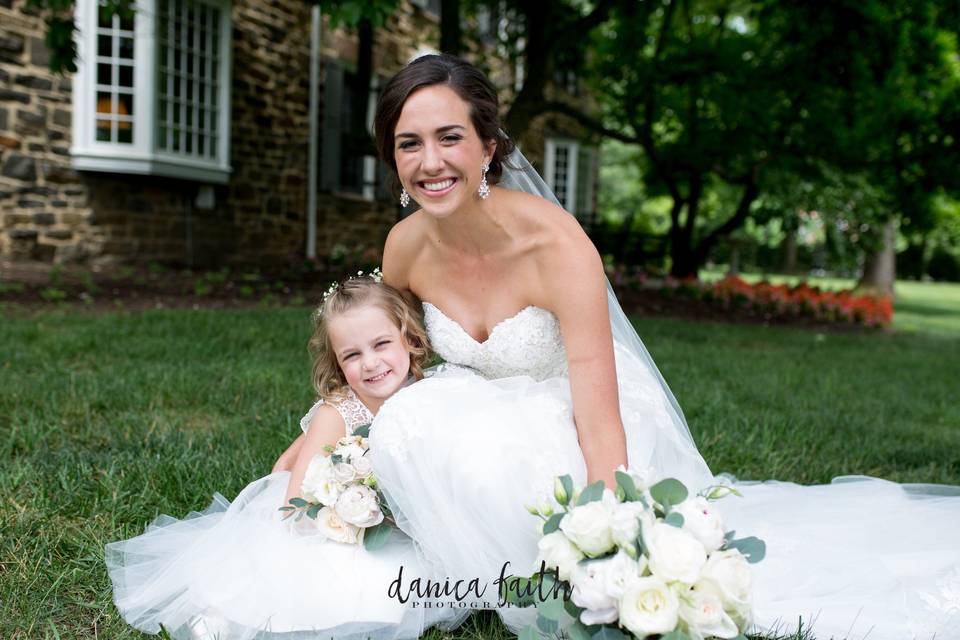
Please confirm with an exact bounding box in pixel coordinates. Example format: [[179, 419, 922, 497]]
[[280, 425, 394, 550], [508, 468, 765, 640]]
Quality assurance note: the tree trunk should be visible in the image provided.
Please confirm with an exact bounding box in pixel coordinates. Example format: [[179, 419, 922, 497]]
[[728, 244, 740, 276], [781, 229, 798, 274], [440, 0, 461, 55], [857, 218, 896, 297]]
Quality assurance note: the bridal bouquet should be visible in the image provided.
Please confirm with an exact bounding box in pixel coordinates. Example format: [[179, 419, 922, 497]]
[[509, 468, 764, 640], [280, 425, 393, 550]]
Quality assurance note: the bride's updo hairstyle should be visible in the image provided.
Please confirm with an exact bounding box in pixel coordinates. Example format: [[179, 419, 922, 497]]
[[374, 53, 515, 188], [308, 277, 432, 401]]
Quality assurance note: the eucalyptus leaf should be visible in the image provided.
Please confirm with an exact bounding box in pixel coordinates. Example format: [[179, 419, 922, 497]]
[[536, 614, 559, 633], [288, 497, 308, 508], [664, 512, 685, 528], [353, 424, 371, 438], [517, 625, 539, 640], [615, 470, 641, 501], [661, 631, 690, 640], [576, 480, 606, 505], [330, 454, 343, 464], [543, 512, 564, 535], [563, 595, 582, 619], [538, 594, 567, 621], [567, 620, 593, 640], [362, 522, 392, 551], [306, 503, 322, 520], [278, 506, 294, 512], [650, 478, 688, 507], [500, 576, 537, 606], [727, 536, 767, 563], [591, 626, 630, 640]]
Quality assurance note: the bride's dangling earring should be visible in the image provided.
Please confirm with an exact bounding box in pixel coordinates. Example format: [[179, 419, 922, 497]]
[[478, 162, 490, 200], [399, 187, 410, 207]]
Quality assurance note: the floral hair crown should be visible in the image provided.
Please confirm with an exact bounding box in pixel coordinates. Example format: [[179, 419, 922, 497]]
[[321, 267, 384, 304]]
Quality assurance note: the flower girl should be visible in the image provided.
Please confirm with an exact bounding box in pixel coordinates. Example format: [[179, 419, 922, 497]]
[[105, 274, 454, 640]]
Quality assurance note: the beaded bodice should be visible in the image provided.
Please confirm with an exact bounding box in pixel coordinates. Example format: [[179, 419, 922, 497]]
[[299, 388, 374, 435], [422, 302, 567, 381]]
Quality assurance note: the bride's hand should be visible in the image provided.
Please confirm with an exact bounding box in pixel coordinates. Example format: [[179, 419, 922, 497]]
[[272, 433, 305, 473]]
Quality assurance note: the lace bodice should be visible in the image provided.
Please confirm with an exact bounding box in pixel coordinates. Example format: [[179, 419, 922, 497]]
[[299, 388, 374, 435], [423, 302, 567, 381]]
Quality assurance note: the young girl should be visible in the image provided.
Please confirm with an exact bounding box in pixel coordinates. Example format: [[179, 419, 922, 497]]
[[105, 275, 455, 640]]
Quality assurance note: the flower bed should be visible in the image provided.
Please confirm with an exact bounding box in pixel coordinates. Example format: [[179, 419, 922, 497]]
[[609, 267, 893, 328]]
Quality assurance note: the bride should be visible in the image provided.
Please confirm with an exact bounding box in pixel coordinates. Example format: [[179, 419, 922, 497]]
[[282, 54, 960, 639]]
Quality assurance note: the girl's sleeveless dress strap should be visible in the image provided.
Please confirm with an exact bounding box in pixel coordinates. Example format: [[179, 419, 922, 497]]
[[299, 388, 374, 436]]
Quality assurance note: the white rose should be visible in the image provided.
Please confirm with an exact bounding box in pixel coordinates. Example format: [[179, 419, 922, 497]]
[[570, 556, 620, 624], [352, 455, 374, 479], [315, 506, 360, 544], [336, 443, 367, 464], [301, 455, 342, 507], [333, 462, 357, 484], [619, 576, 679, 638], [560, 502, 615, 557], [675, 497, 726, 552], [644, 521, 707, 585], [604, 549, 647, 600], [334, 484, 385, 528], [611, 501, 651, 553], [536, 531, 584, 581], [698, 549, 753, 627], [678, 586, 739, 640]]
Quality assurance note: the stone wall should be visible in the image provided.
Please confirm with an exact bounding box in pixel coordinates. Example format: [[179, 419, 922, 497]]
[[0, 0, 441, 267]]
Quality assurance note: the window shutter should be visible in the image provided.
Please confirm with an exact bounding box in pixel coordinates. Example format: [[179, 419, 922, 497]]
[[575, 146, 595, 223], [321, 59, 343, 191]]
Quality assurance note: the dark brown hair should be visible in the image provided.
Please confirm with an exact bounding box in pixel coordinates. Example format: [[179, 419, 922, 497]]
[[374, 54, 515, 188]]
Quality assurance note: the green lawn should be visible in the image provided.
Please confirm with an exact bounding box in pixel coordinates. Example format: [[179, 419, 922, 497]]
[[1, 283, 959, 638]]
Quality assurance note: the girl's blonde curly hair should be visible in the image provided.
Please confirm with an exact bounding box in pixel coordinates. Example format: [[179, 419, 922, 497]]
[[308, 277, 432, 402]]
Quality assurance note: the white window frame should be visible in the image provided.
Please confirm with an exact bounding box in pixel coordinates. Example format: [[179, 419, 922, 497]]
[[71, 0, 232, 184], [545, 137, 579, 211]]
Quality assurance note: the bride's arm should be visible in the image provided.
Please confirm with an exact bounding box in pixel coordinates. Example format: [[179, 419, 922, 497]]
[[539, 218, 627, 491]]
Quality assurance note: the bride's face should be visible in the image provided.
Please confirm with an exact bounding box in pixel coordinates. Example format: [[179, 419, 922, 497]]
[[393, 84, 494, 219]]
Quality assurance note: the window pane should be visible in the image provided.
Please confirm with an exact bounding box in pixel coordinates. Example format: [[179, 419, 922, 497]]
[[118, 122, 133, 143], [119, 37, 134, 59], [97, 63, 111, 85], [97, 34, 113, 57], [96, 119, 112, 141], [118, 93, 134, 117], [118, 64, 133, 88], [96, 92, 113, 114]]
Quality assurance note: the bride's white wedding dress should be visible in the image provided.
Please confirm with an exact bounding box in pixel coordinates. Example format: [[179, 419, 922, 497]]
[[367, 301, 960, 640]]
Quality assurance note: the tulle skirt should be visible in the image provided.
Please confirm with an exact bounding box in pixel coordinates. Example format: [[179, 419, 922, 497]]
[[368, 362, 960, 640], [104, 471, 458, 639]]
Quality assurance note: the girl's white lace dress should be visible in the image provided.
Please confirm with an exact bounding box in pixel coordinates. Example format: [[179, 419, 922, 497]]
[[105, 388, 456, 639], [366, 302, 960, 640]]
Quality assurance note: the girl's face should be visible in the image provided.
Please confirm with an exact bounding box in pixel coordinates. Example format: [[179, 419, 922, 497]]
[[327, 305, 411, 411], [393, 84, 494, 219]]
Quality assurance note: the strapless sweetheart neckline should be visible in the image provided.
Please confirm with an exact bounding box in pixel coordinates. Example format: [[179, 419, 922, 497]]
[[421, 301, 544, 346]]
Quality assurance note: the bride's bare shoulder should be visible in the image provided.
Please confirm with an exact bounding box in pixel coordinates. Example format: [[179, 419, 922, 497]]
[[382, 211, 431, 287], [498, 188, 596, 258]]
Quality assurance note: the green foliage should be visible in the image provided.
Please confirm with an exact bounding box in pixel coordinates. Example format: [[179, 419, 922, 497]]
[[313, 0, 399, 29]]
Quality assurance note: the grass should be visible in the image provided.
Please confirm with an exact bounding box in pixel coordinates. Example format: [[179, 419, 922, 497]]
[[2, 282, 959, 638]]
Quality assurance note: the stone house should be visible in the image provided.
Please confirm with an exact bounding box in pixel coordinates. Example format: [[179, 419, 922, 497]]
[[0, 0, 599, 268]]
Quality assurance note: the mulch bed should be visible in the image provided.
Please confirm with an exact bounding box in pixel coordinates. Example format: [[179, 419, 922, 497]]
[[0, 259, 886, 332]]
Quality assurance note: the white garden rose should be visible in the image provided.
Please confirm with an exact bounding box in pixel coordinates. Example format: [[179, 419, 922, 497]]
[[618, 575, 679, 638], [351, 455, 374, 479], [315, 506, 360, 544], [611, 501, 651, 554], [333, 462, 357, 484], [604, 548, 647, 600], [301, 455, 342, 506], [678, 586, 739, 640], [698, 549, 753, 627], [334, 484, 384, 528], [675, 496, 726, 552], [560, 502, 615, 557], [644, 521, 707, 585], [336, 443, 367, 464], [535, 531, 584, 581], [570, 555, 621, 625]]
